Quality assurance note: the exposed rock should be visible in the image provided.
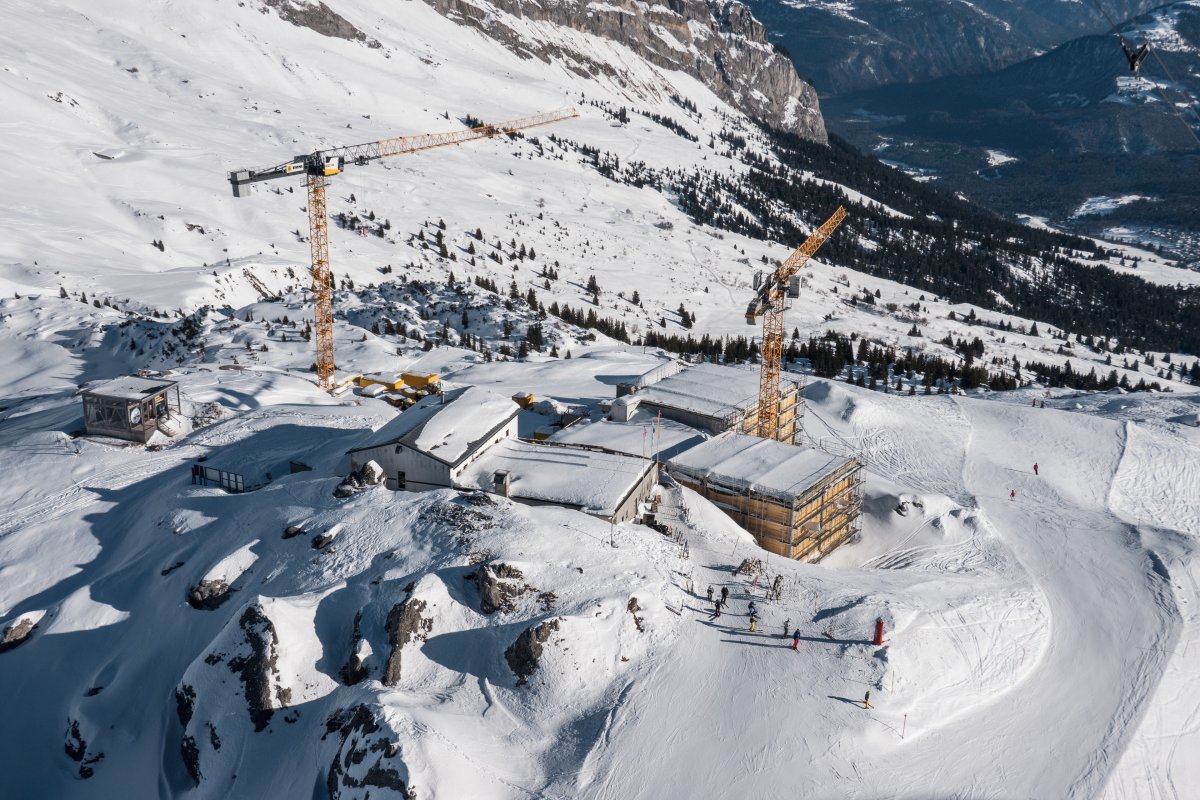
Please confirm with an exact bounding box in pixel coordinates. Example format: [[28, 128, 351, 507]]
[[256, 0, 381, 48], [627, 597, 645, 633], [0, 617, 37, 653], [180, 734, 201, 786], [361, 460, 385, 486], [505, 618, 561, 686], [423, 0, 825, 142], [340, 611, 369, 686], [226, 604, 289, 732], [326, 705, 416, 800], [175, 684, 196, 727], [187, 579, 234, 610], [466, 562, 528, 614], [282, 524, 307, 539], [312, 532, 336, 549], [383, 596, 432, 687], [64, 719, 104, 779]]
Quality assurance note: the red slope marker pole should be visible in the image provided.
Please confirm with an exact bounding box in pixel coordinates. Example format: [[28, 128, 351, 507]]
[[873, 617, 885, 647]]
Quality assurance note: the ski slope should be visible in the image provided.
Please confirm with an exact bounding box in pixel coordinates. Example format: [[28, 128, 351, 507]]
[[1, 344, 1198, 797]]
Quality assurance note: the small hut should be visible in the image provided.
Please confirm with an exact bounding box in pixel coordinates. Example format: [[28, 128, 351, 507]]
[[81, 377, 181, 443]]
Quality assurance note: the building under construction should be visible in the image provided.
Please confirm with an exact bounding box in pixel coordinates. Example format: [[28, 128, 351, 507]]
[[668, 432, 863, 562], [619, 363, 803, 443]]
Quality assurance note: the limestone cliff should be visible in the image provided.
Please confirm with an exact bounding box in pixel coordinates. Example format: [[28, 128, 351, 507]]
[[423, 0, 827, 142]]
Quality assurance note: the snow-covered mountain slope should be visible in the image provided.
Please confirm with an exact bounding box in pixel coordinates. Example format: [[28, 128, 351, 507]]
[[3, 1, 1200, 797], [1, 342, 1199, 798]]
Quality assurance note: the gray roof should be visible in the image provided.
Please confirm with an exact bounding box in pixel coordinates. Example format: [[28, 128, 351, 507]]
[[668, 432, 851, 501], [636, 362, 800, 420], [457, 440, 653, 516], [84, 376, 177, 401]]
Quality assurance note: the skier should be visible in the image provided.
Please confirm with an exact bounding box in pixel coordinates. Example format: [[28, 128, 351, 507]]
[[749, 613, 758, 632], [1033, 462, 1039, 476], [710, 601, 721, 620], [792, 629, 801, 650], [863, 689, 872, 709], [747, 601, 757, 618], [783, 618, 791, 637], [706, 585, 714, 602], [1010, 489, 1016, 500], [720, 586, 729, 604]]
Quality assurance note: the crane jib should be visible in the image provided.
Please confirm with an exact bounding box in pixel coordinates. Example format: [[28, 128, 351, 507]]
[[227, 108, 578, 198]]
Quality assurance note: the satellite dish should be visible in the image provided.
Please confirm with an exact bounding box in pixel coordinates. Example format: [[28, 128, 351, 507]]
[[129, 406, 142, 425]]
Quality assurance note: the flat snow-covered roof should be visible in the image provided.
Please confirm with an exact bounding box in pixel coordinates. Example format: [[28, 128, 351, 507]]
[[458, 440, 652, 516], [636, 362, 800, 420], [549, 412, 706, 461], [668, 432, 850, 501], [84, 376, 177, 401], [348, 385, 518, 467]]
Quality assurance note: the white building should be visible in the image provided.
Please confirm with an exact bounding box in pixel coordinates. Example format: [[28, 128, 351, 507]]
[[346, 386, 519, 491], [456, 439, 656, 524]]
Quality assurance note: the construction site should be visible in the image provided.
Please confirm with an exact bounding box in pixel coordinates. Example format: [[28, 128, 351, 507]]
[[73, 109, 865, 563]]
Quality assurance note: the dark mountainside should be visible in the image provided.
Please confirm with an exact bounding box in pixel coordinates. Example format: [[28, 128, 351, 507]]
[[745, 0, 1159, 96], [822, 3, 1200, 228]]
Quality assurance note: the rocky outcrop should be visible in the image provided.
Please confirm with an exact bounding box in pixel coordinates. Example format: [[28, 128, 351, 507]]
[[64, 719, 104, 779], [626, 597, 644, 632], [383, 596, 433, 687], [256, 0, 382, 48], [423, 0, 826, 142], [226, 604, 289, 732], [187, 579, 234, 610], [505, 618, 561, 685], [466, 563, 528, 614], [0, 616, 37, 653], [325, 705, 416, 800], [340, 611, 369, 686]]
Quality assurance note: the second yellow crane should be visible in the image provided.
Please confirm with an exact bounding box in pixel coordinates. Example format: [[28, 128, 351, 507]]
[[745, 206, 847, 441], [228, 108, 578, 389]]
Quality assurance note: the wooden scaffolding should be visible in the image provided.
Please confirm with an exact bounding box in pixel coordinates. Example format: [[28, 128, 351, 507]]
[[673, 456, 863, 562]]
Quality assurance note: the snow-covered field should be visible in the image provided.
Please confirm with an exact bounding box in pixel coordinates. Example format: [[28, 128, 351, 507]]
[[2, 345, 1198, 798], [2, 0, 1200, 797]]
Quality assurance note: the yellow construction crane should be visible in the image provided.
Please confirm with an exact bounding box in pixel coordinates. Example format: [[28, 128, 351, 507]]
[[745, 206, 847, 440], [228, 108, 578, 390]]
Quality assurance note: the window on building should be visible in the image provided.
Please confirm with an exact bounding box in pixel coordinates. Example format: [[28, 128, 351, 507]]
[[396, 471, 406, 490]]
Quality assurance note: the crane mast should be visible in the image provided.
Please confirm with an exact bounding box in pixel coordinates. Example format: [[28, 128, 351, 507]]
[[749, 206, 847, 441], [227, 108, 578, 389]]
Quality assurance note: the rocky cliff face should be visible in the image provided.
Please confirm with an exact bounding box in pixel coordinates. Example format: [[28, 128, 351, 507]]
[[422, 0, 826, 142]]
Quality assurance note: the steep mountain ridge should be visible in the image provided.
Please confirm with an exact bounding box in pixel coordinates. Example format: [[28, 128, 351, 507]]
[[421, 0, 827, 141]]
